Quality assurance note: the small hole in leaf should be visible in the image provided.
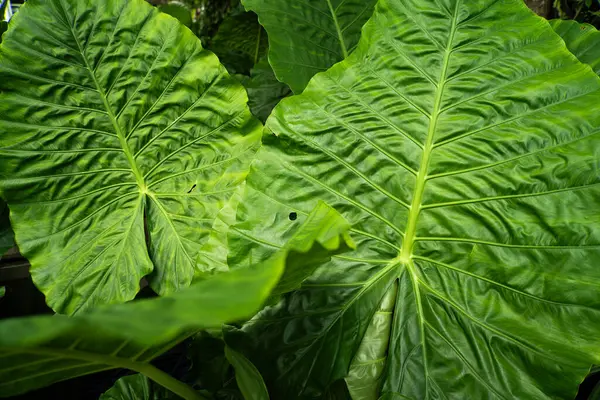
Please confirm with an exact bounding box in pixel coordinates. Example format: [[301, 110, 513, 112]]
[[289, 212, 297, 221], [187, 184, 197, 194]]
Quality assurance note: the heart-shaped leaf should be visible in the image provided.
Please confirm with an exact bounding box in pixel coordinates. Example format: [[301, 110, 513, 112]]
[[226, 0, 600, 398], [0, 0, 261, 314]]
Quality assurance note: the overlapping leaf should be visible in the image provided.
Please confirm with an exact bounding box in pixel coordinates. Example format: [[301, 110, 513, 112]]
[[0, 202, 353, 397], [551, 19, 600, 75], [226, 0, 600, 398], [0, 0, 262, 314], [242, 0, 378, 93]]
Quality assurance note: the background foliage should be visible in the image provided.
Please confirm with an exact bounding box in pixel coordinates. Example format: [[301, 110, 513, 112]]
[[554, 0, 600, 26]]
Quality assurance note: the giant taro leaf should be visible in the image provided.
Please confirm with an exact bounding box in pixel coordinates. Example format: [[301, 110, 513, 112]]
[[0, 202, 353, 397], [226, 0, 600, 398], [242, 0, 378, 93], [550, 19, 600, 75], [0, 0, 262, 314]]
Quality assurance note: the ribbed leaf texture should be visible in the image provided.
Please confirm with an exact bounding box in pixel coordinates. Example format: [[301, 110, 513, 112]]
[[226, 0, 600, 398], [0, 0, 261, 314]]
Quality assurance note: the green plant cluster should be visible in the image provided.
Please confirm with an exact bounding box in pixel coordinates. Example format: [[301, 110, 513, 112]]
[[554, 0, 600, 27], [1, 0, 600, 399]]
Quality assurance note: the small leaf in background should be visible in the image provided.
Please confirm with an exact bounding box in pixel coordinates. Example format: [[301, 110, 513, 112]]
[[0, 286, 5, 299], [550, 19, 600, 75], [242, 0, 378, 93], [0, 0, 8, 42], [210, 11, 267, 75], [225, 346, 269, 400], [186, 331, 232, 394], [0, 200, 14, 259], [240, 58, 291, 123], [158, 2, 193, 27], [100, 374, 171, 400]]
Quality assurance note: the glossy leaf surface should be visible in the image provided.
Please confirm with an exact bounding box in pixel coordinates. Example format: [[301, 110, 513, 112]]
[[550, 19, 600, 75], [225, 346, 269, 400], [0, 0, 261, 314], [0, 202, 352, 397], [228, 0, 600, 398], [242, 0, 378, 93]]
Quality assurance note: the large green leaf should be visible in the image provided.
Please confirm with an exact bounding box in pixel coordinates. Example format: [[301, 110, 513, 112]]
[[0, 201, 353, 397], [550, 19, 600, 75], [242, 0, 378, 93], [0, 0, 261, 314], [226, 0, 600, 398]]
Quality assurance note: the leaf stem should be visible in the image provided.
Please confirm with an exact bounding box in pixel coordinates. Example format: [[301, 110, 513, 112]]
[[326, 0, 349, 58]]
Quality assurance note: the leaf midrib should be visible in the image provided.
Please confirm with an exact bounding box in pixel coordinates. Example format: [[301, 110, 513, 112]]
[[0, 344, 206, 399], [394, 2, 461, 397], [325, 0, 349, 58]]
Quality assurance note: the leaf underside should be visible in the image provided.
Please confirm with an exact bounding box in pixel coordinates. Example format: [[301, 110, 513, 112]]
[[0, 0, 261, 314], [242, 0, 378, 93], [226, 0, 600, 399]]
